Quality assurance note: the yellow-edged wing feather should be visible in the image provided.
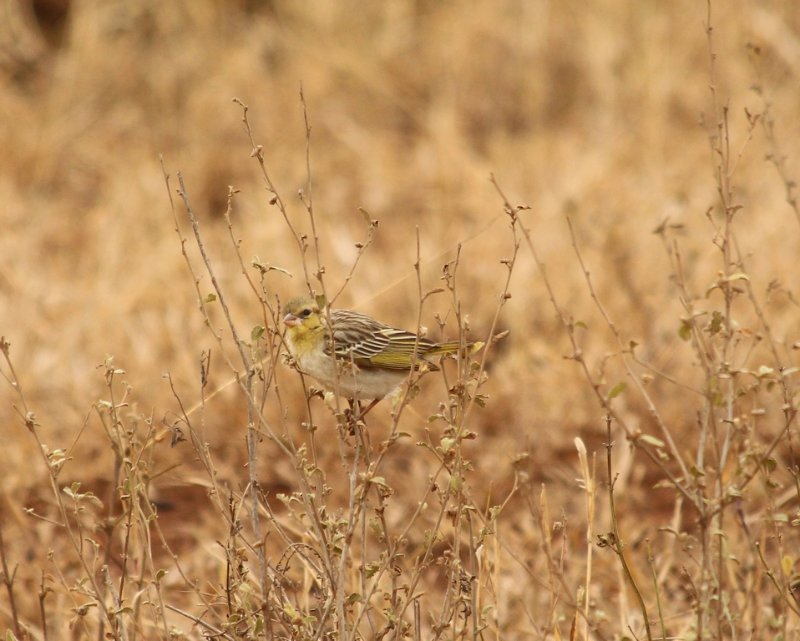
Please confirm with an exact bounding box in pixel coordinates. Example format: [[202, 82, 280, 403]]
[[326, 309, 482, 370]]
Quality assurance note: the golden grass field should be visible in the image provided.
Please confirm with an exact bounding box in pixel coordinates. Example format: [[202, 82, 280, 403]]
[[2, 1, 800, 639]]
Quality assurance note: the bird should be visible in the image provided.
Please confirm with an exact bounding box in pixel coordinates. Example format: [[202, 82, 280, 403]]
[[281, 295, 483, 411]]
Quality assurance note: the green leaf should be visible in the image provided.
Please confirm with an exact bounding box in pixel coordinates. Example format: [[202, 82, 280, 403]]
[[653, 479, 676, 489], [726, 271, 750, 282], [707, 310, 724, 335], [251, 325, 265, 341], [639, 434, 665, 448], [607, 381, 627, 400], [204, 293, 217, 303], [678, 319, 693, 341], [63, 482, 82, 499], [756, 365, 774, 378]]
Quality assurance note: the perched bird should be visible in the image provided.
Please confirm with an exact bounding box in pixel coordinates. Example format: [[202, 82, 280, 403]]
[[282, 296, 483, 406]]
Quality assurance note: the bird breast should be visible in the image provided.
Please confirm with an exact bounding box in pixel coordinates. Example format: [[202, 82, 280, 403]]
[[294, 349, 407, 400]]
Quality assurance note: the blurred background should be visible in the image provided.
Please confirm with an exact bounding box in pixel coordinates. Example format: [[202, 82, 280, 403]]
[[2, 0, 800, 636], [4, 0, 797, 429]]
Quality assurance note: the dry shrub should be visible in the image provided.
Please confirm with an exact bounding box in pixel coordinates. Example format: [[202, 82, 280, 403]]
[[2, 1, 800, 639]]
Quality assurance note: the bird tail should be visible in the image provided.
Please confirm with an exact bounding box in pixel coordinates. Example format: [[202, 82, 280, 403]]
[[429, 340, 485, 357]]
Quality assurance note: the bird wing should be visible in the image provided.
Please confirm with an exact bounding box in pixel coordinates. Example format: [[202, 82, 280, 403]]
[[326, 310, 438, 370]]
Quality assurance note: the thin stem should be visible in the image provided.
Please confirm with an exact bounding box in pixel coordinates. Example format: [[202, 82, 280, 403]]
[[603, 415, 653, 641], [0, 525, 23, 640]]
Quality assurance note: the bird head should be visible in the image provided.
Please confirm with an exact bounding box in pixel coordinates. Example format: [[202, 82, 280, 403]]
[[282, 296, 325, 339]]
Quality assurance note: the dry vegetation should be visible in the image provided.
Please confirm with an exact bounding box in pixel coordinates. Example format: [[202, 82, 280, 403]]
[[2, 0, 800, 639]]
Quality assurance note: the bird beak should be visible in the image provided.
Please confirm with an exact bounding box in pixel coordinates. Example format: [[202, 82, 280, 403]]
[[283, 313, 300, 327]]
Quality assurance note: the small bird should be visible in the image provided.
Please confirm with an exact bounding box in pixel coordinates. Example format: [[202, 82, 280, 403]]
[[282, 296, 483, 408]]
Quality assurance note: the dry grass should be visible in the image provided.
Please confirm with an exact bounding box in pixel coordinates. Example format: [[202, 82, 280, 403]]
[[2, 0, 800, 639]]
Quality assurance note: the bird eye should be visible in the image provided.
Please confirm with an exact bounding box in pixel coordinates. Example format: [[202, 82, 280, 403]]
[[300, 308, 312, 318]]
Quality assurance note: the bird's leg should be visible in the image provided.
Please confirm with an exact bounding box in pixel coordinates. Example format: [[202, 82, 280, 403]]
[[348, 400, 374, 454], [357, 398, 380, 419], [347, 399, 380, 435], [342, 399, 379, 437]]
